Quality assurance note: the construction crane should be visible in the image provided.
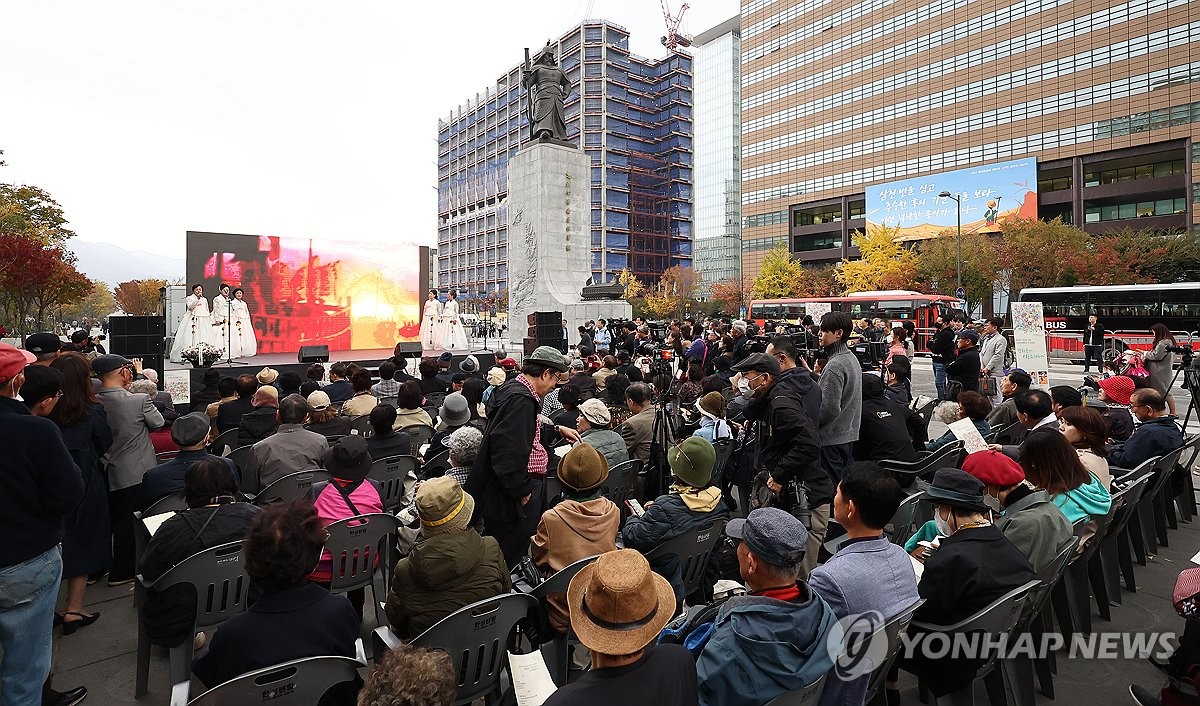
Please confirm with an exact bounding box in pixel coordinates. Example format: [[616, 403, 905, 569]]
[[660, 0, 692, 49]]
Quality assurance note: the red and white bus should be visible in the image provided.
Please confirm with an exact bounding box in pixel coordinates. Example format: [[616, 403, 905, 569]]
[[749, 291, 963, 352]]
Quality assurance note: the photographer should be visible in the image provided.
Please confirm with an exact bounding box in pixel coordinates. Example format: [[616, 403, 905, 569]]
[[732, 353, 831, 576]]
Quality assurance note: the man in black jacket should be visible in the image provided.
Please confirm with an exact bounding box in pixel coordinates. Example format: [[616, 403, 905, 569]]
[[855, 374, 918, 463], [733, 353, 832, 576], [1083, 314, 1105, 374], [215, 374, 258, 432], [929, 315, 957, 400], [465, 346, 579, 566], [944, 328, 981, 401], [764, 335, 822, 425]]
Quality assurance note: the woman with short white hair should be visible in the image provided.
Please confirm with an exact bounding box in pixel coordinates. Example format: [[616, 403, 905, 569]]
[[445, 426, 483, 486]]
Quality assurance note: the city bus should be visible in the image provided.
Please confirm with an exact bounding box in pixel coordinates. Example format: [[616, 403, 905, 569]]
[[748, 291, 962, 351], [1016, 283, 1200, 352]]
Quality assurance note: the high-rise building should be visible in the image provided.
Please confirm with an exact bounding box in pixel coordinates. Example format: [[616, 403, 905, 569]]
[[691, 16, 742, 298], [437, 21, 694, 299], [739, 0, 1200, 279]]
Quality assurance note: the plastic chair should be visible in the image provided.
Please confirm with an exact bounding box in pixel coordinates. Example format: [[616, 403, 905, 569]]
[[644, 520, 727, 600], [144, 492, 189, 517], [421, 448, 452, 479], [368, 455, 419, 512], [883, 490, 929, 547], [373, 593, 539, 705], [1150, 445, 1187, 547], [349, 415, 374, 438], [1174, 434, 1200, 522], [991, 421, 1026, 446], [602, 458, 643, 506], [134, 541, 249, 700], [1004, 537, 1080, 706], [226, 444, 255, 474], [324, 513, 400, 629], [861, 599, 925, 705], [709, 437, 735, 487], [249, 470, 331, 505], [209, 428, 239, 456], [1133, 447, 1184, 557], [180, 655, 363, 706], [378, 396, 398, 409], [880, 441, 964, 486], [905, 580, 1040, 706], [405, 424, 436, 456], [765, 673, 827, 706], [1098, 462, 1158, 601], [524, 554, 600, 687]]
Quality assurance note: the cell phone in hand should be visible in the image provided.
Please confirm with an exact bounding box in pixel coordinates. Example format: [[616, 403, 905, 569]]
[[626, 499, 646, 517]]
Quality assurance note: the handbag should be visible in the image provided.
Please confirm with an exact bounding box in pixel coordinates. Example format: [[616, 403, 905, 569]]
[[979, 374, 998, 397]]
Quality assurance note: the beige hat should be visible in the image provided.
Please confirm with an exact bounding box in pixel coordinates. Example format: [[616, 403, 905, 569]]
[[567, 550, 675, 655], [307, 389, 332, 411], [579, 398, 611, 427], [251, 385, 279, 407], [486, 367, 506, 386], [416, 476, 475, 535], [558, 443, 609, 494], [256, 367, 279, 385]]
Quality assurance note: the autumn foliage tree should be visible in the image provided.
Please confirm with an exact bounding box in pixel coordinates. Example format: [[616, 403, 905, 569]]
[[643, 265, 702, 320], [751, 245, 806, 299], [113, 279, 167, 316], [61, 281, 118, 323], [836, 226, 917, 293], [915, 230, 1001, 312], [710, 276, 751, 316]]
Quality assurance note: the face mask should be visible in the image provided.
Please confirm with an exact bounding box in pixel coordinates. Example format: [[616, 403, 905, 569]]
[[737, 377, 752, 396], [934, 509, 953, 536]]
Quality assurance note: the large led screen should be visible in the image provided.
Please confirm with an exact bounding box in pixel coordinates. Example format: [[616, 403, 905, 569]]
[[185, 231, 424, 354]]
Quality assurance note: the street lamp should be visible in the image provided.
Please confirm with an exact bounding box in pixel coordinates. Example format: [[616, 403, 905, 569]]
[[939, 191, 963, 302]]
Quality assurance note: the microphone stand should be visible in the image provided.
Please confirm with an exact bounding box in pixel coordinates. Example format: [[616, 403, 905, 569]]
[[217, 296, 246, 367]]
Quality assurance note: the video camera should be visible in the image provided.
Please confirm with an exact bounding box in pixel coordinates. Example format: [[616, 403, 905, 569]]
[[1167, 345, 1196, 366]]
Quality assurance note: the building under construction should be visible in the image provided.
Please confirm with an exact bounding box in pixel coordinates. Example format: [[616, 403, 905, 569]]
[[437, 20, 694, 297]]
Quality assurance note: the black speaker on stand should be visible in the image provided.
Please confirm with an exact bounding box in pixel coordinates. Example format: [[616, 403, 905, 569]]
[[526, 311, 564, 352], [298, 345, 330, 364], [109, 316, 166, 387]]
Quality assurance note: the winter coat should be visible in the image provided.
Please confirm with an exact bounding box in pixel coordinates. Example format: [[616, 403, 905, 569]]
[[531, 497, 620, 633], [465, 378, 540, 526], [1142, 340, 1176, 397], [237, 406, 279, 447], [995, 486, 1075, 573], [622, 491, 729, 603], [944, 346, 981, 399], [697, 586, 843, 706], [744, 376, 834, 507], [856, 375, 918, 463], [385, 528, 510, 639], [1109, 415, 1184, 470], [580, 429, 629, 471]]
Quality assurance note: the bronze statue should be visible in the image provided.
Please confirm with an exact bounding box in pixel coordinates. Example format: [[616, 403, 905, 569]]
[[522, 43, 572, 143]]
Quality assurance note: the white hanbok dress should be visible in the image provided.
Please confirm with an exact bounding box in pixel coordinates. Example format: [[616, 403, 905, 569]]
[[210, 294, 232, 352], [438, 298, 469, 350], [420, 298, 443, 350], [170, 294, 219, 362], [228, 297, 258, 358]]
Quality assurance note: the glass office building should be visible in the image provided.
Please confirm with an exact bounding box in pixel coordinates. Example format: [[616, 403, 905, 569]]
[[691, 16, 743, 297], [739, 0, 1200, 277], [437, 21, 694, 298]]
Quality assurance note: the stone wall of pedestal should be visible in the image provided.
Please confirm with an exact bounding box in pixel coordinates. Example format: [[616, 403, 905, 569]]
[[506, 142, 631, 350]]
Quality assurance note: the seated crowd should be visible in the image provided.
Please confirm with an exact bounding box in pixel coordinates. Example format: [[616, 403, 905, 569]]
[[0, 313, 1189, 706]]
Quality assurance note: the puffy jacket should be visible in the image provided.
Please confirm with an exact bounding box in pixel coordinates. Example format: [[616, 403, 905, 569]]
[[622, 492, 729, 603], [237, 406, 279, 447], [1109, 415, 1184, 470], [697, 588, 843, 706], [856, 374, 918, 463], [531, 497, 620, 633], [1052, 473, 1112, 524], [580, 429, 628, 471], [464, 378, 540, 525], [385, 529, 511, 639], [744, 377, 834, 507]]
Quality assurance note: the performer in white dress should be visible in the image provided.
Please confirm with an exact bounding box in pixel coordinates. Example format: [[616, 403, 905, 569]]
[[438, 289, 469, 351], [228, 288, 258, 358], [170, 284, 219, 362], [210, 283, 232, 354], [420, 289, 443, 350]]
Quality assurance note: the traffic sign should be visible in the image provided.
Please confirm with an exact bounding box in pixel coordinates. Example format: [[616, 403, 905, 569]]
[[955, 286, 966, 299]]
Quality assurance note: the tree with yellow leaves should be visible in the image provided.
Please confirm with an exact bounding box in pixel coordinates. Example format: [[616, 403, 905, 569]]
[[836, 225, 917, 293]]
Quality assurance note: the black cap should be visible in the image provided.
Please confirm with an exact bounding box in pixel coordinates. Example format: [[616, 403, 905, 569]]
[[25, 333, 62, 355], [322, 435, 373, 481], [731, 352, 781, 377], [922, 468, 992, 513], [92, 354, 133, 375]]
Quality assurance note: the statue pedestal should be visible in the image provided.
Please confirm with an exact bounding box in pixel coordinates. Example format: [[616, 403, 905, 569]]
[[506, 142, 631, 352]]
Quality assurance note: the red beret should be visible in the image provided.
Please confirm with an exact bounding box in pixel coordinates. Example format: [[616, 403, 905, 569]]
[[1097, 375, 1135, 406], [962, 450, 1025, 487]]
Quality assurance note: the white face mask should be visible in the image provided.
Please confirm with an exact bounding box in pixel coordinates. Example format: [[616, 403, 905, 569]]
[[934, 508, 953, 536], [737, 377, 752, 396]]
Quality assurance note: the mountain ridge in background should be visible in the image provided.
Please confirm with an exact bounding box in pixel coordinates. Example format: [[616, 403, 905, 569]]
[[68, 240, 185, 286]]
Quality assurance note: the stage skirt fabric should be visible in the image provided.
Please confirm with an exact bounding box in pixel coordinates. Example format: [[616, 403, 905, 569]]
[[437, 299, 469, 350], [210, 295, 232, 353], [170, 295, 221, 362], [421, 299, 442, 350], [228, 298, 258, 358]]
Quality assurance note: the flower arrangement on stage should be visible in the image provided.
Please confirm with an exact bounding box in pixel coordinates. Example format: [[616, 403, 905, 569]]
[[181, 342, 224, 367]]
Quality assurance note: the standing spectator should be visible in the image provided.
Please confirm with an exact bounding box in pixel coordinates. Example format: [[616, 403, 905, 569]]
[[237, 385, 279, 447], [1, 344, 85, 706], [140, 412, 238, 508], [47, 353, 113, 637], [464, 347, 577, 566], [372, 360, 401, 400], [339, 369, 379, 417], [726, 320, 751, 365], [733, 353, 831, 574], [697, 508, 842, 706], [808, 462, 919, 706], [1083, 315, 1105, 373], [885, 326, 911, 365], [364, 405, 413, 461], [593, 318, 612, 354], [531, 444, 620, 633], [944, 328, 981, 400], [188, 369, 222, 413], [987, 369, 1032, 430], [816, 312, 862, 483], [94, 353, 164, 584], [242, 394, 329, 494], [577, 398, 628, 470], [304, 390, 353, 438], [542, 550, 697, 706], [385, 477, 510, 638], [215, 374, 257, 432], [763, 336, 822, 423], [1142, 323, 1179, 416], [979, 317, 1008, 405], [929, 314, 957, 400]]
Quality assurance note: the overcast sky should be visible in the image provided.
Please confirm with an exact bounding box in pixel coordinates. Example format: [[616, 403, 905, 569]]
[[0, 0, 737, 260]]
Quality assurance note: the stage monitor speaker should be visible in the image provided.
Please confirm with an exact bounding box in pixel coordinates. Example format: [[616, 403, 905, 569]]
[[298, 345, 330, 363], [393, 342, 423, 359]]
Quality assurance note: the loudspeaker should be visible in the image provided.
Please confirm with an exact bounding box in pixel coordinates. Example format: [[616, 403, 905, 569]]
[[298, 345, 330, 363], [392, 342, 423, 358], [528, 311, 563, 347], [109, 316, 165, 337], [523, 337, 539, 357]]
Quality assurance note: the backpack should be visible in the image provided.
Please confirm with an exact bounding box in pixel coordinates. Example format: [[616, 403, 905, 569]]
[[657, 589, 745, 658]]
